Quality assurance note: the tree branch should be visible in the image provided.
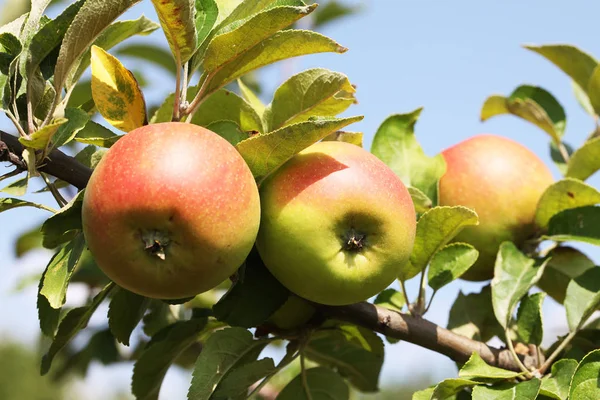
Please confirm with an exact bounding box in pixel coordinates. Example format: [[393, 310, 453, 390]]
[[0, 131, 543, 373], [318, 302, 542, 372], [0, 130, 92, 190]]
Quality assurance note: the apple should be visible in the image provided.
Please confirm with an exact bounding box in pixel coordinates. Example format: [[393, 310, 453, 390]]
[[256, 141, 416, 306], [82, 122, 261, 299], [268, 295, 316, 330], [438, 134, 554, 281]]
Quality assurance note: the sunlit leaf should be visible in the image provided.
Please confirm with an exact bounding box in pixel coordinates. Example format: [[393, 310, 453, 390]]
[[151, 0, 196, 63], [535, 178, 600, 228]]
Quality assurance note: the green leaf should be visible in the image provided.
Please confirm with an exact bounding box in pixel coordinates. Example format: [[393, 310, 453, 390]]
[[431, 378, 480, 400], [37, 269, 60, 337], [195, 0, 219, 47], [550, 140, 575, 175], [0, 197, 55, 213], [459, 352, 522, 381], [480, 85, 566, 142], [132, 318, 207, 400], [371, 108, 446, 203], [151, 0, 196, 63], [412, 388, 435, 400], [1, 175, 28, 196], [39, 234, 85, 309], [187, 327, 271, 399], [428, 243, 479, 291], [115, 43, 176, 75], [545, 206, 600, 245], [448, 286, 502, 342], [565, 268, 600, 332], [74, 145, 107, 169], [203, 5, 316, 73], [535, 178, 600, 228], [373, 288, 405, 312], [74, 120, 121, 148], [402, 206, 478, 282], [18, 118, 67, 150], [305, 324, 384, 392], [277, 367, 349, 400], [190, 88, 264, 132], [17, 0, 52, 77], [569, 349, 600, 400], [150, 85, 199, 123], [573, 80, 595, 116], [24, 0, 84, 80], [236, 115, 363, 183], [312, 0, 361, 28], [516, 292, 545, 345], [142, 300, 177, 337], [237, 77, 265, 116], [471, 378, 540, 400], [15, 223, 43, 257], [264, 67, 356, 132], [540, 359, 578, 400], [203, 29, 348, 96], [213, 358, 276, 399], [566, 136, 600, 181], [407, 186, 432, 214], [322, 130, 363, 147], [587, 64, 600, 116], [213, 248, 289, 328], [41, 282, 115, 375], [54, 0, 144, 92], [107, 287, 150, 346], [491, 242, 549, 329], [537, 246, 595, 304], [205, 120, 248, 145], [51, 107, 90, 150], [41, 190, 84, 249], [524, 44, 597, 99]]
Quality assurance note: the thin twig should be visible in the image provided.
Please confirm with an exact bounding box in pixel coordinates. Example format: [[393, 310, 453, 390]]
[[424, 290, 437, 314], [41, 172, 67, 207], [537, 330, 578, 375], [505, 328, 533, 378], [183, 72, 215, 121], [416, 269, 428, 315], [400, 280, 411, 312], [26, 89, 35, 135], [5, 110, 28, 138]]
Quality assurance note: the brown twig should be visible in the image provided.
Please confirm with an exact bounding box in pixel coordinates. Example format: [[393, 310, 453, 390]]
[[0, 130, 543, 373]]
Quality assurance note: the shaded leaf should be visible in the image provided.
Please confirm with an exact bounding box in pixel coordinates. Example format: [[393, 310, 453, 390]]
[[587, 64, 600, 116], [51, 107, 90, 150], [428, 243, 479, 291], [540, 359, 578, 400], [312, 0, 361, 28], [566, 136, 600, 181], [535, 178, 600, 228], [371, 108, 446, 203], [1, 175, 28, 196], [305, 324, 384, 392], [187, 327, 271, 399], [569, 349, 600, 400], [491, 242, 548, 329], [91, 45, 146, 132], [402, 206, 478, 282], [545, 206, 600, 245], [41, 190, 84, 249], [480, 85, 565, 142], [74, 145, 107, 169], [190, 88, 264, 132], [431, 378, 480, 400], [115, 43, 176, 75], [565, 268, 600, 332], [14, 223, 44, 257], [213, 248, 289, 328], [264, 67, 355, 131], [41, 282, 115, 375], [0, 197, 55, 213], [132, 318, 207, 400], [205, 120, 248, 145], [237, 77, 265, 116], [151, 0, 196, 63], [277, 367, 349, 400], [373, 288, 405, 312], [236, 115, 363, 183], [459, 352, 522, 381], [516, 292, 545, 345], [407, 186, 432, 214], [448, 286, 502, 342], [213, 358, 276, 399], [74, 120, 121, 148], [471, 378, 540, 400], [322, 130, 363, 147], [195, 0, 219, 47], [108, 287, 150, 346]]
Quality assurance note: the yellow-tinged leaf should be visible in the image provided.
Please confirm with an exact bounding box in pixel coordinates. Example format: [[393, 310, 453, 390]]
[[151, 0, 196, 63], [18, 119, 68, 150], [91, 45, 146, 132]]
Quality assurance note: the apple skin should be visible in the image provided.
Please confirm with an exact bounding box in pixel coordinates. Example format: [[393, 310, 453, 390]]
[[268, 295, 316, 330], [82, 122, 261, 299], [256, 141, 416, 306], [438, 134, 554, 281]]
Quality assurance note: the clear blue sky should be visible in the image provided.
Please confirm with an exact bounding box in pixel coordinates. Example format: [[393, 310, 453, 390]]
[[1, 0, 600, 398]]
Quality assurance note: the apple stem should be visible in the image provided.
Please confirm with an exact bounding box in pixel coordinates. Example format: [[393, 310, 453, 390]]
[[141, 230, 171, 260]]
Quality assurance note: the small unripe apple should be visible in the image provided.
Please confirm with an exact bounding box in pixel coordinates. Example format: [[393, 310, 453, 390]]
[[438, 134, 554, 281], [82, 122, 261, 299], [256, 141, 416, 306], [268, 295, 316, 330]]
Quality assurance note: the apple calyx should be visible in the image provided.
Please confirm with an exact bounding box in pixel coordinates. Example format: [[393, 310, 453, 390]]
[[343, 228, 367, 252], [141, 230, 171, 261]]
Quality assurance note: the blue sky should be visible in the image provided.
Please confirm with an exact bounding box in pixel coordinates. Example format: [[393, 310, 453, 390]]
[[1, 0, 600, 398]]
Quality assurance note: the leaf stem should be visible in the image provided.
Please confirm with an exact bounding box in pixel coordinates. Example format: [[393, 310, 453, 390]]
[[300, 349, 313, 400], [5, 110, 28, 138], [424, 290, 437, 314], [41, 172, 67, 207], [183, 72, 215, 121], [26, 89, 35, 135], [400, 280, 411, 313], [505, 328, 533, 378], [416, 269, 428, 315], [172, 54, 183, 122], [537, 330, 578, 375], [557, 141, 570, 164]]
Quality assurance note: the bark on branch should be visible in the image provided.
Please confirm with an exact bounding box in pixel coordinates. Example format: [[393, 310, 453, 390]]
[[0, 128, 541, 373]]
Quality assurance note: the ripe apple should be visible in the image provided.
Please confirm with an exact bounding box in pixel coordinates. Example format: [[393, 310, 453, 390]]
[[82, 122, 261, 299], [256, 141, 416, 306], [438, 134, 554, 281]]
